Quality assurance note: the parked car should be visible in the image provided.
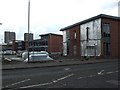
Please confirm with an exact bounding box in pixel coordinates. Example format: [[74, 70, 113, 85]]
[[23, 51, 53, 62], [16, 50, 23, 57], [3, 50, 16, 55]]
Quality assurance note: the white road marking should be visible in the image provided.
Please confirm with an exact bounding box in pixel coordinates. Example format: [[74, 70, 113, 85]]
[[88, 75, 96, 77], [53, 73, 74, 83], [106, 72, 114, 74], [19, 73, 74, 88], [98, 70, 104, 75], [64, 68, 70, 71], [115, 70, 119, 73], [78, 74, 96, 79], [106, 80, 119, 86], [20, 82, 53, 88], [3, 79, 31, 88], [78, 77, 86, 79]]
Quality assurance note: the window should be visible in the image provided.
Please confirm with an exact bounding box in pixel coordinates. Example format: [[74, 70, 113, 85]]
[[66, 31, 70, 40], [103, 23, 110, 34], [74, 31, 77, 39], [103, 23, 110, 43], [86, 46, 95, 49], [103, 23, 111, 56], [86, 27, 89, 41], [73, 45, 77, 55]]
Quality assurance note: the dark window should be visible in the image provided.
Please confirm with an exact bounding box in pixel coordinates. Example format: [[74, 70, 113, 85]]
[[86, 27, 89, 41], [102, 23, 111, 56], [66, 31, 70, 40]]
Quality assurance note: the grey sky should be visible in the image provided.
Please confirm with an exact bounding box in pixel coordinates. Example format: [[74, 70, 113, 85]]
[[0, 0, 119, 42]]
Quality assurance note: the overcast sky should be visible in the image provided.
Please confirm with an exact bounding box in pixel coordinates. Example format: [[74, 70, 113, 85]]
[[0, 0, 119, 42]]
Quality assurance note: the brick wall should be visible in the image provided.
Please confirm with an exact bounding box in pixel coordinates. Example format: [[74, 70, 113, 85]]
[[66, 25, 81, 57], [102, 18, 119, 59], [48, 34, 63, 54]]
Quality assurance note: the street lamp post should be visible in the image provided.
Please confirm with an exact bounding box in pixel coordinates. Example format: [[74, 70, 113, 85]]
[[27, 0, 30, 62]]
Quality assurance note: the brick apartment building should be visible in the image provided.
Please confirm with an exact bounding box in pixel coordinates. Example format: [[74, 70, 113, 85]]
[[60, 14, 120, 59], [29, 33, 63, 54], [13, 33, 63, 55], [12, 40, 26, 51]]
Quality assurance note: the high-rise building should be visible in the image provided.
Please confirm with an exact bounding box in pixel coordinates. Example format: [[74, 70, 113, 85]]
[[4, 31, 16, 43], [24, 33, 33, 41]]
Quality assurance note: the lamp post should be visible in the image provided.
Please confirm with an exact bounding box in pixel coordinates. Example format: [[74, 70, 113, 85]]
[[27, 0, 30, 62]]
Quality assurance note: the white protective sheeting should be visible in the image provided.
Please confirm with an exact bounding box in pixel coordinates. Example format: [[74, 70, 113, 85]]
[[63, 31, 67, 56], [80, 18, 101, 56]]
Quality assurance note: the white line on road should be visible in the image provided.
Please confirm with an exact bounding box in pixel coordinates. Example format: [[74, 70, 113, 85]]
[[115, 70, 119, 73], [53, 73, 74, 83], [78, 77, 86, 79], [64, 68, 70, 71], [19, 73, 74, 88], [20, 82, 53, 88], [78, 74, 96, 79], [106, 80, 119, 86], [106, 72, 114, 74], [3, 79, 31, 88], [98, 70, 104, 75], [88, 75, 96, 78]]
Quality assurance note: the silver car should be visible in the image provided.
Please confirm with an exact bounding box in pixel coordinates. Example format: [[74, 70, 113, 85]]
[[23, 51, 53, 62]]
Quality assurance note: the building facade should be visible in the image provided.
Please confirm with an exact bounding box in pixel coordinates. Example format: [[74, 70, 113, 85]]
[[29, 33, 63, 54], [4, 31, 16, 43], [24, 33, 33, 41], [60, 14, 120, 59], [12, 40, 26, 51]]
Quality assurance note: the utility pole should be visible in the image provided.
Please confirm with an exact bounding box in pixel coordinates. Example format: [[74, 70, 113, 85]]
[[28, 0, 30, 62]]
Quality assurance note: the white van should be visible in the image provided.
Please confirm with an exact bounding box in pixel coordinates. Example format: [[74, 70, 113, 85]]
[[23, 51, 53, 62]]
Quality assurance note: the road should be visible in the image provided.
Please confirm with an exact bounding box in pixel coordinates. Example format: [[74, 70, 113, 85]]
[[2, 61, 119, 89]]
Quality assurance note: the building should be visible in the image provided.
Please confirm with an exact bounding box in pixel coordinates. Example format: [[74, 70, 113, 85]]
[[12, 40, 25, 51], [4, 31, 16, 43], [0, 43, 7, 51], [29, 33, 63, 54], [60, 14, 120, 59], [24, 33, 33, 41]]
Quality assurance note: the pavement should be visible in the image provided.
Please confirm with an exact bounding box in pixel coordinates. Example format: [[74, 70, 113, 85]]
[[2, 58, 119, 70]]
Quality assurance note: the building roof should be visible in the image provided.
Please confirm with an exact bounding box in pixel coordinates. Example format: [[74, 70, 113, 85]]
[[60, 14, 120, 31], [39, 33, 62, 37]]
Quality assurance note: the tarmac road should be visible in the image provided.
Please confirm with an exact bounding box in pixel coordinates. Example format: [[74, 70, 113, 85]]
[[2, 61, 119, 89]]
